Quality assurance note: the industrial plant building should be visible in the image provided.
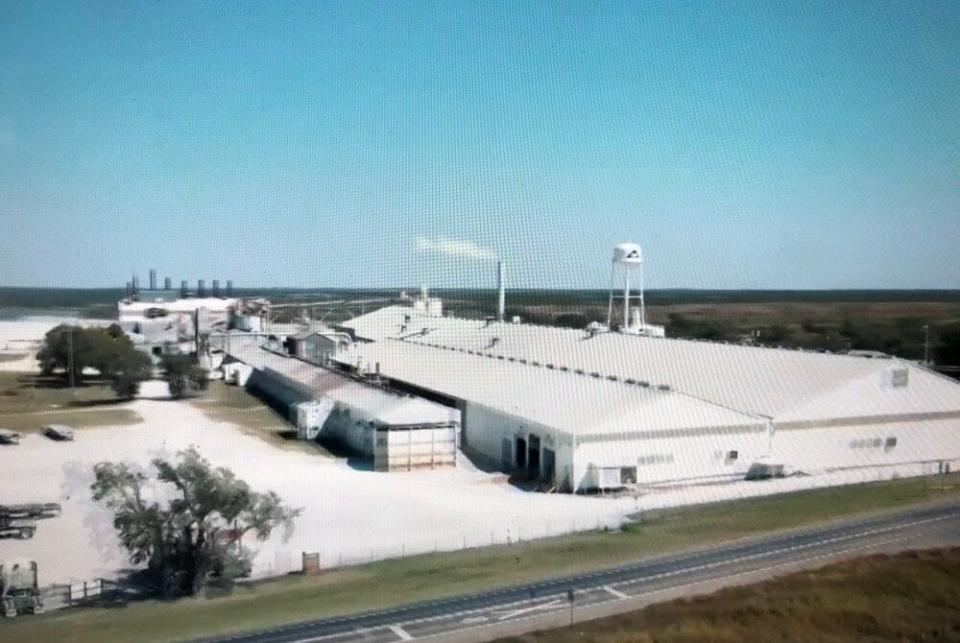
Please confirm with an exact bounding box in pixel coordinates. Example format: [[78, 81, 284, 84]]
[[334, 305, 960, 491], [196, 245, 960, 492]]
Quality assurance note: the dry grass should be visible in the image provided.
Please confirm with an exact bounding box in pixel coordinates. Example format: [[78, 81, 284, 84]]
[[189, 380, 333, 456], [0, 372, 141, 432], [501, 548, 960, 643]]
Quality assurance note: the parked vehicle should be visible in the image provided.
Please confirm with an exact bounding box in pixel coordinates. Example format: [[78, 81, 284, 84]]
[[0, 429, 21, 445], [0, 518, 36, 540], [0, 504, 61, 541], [41, 424, 74, 441], [0, 559, 43, 617], [0, 504, 62, 520]]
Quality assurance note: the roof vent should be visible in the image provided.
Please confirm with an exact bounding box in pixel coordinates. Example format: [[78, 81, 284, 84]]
[[658, 384, 671, 391]]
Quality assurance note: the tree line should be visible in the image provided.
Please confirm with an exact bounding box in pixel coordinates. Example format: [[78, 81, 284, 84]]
[[38, 324, 209, 399]]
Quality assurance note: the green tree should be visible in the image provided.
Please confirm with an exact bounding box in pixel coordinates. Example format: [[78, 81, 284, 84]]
[[935, 328, 960, 367], [160, 354, 209, 399], [37, 324, 91, 383], [91, 448, 301, 597], [110, 350, 154, 399], [37, 324, 151, 395]]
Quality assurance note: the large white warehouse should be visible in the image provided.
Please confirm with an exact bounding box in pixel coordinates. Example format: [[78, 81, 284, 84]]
[[334, 305, 960, 492]]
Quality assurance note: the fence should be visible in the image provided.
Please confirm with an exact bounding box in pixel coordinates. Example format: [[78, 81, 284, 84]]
[[39, 578, 109, 612], [248, 511, 625, 579]]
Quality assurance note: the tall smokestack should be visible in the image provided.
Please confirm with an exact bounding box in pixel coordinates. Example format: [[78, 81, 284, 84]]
[[181, 280, 189, 298], [149, 269, 157, 290], [164, 276, 172, 290], [132, 274, 140, 294], [197, 279, 206, 297], [226, 280, 233, 297], [497, 260, 505, 322], [212, 279, 220, 297], [125, 281, 132, 299]]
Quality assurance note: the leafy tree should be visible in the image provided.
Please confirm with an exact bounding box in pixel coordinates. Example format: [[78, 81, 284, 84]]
[[91, 448, 301, 597], [161, 354, 209, 399], [935, 328, 960, 367], [552, 313, 590, 329], [110, 350, 154, 399], [757, 325, 791, 344], [37, 324, 151, 395]]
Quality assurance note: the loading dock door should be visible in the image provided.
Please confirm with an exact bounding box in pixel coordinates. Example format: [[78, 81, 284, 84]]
[[528, 434, 541, 477], [515, 437, 527, 468], [501, 438, 512, 467], [542, 448, 556, 483]]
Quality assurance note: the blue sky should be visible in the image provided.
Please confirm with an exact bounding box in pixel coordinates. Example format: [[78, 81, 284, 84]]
[[1, 1, 957, 289]]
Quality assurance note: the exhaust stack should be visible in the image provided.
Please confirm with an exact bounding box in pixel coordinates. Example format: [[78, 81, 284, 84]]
[[497, 260, 505, 322]]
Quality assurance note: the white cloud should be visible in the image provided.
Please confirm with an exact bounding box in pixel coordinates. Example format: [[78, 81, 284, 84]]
[[415, 237, 496, 261]]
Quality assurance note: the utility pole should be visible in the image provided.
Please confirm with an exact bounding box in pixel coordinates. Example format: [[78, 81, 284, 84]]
[[67, 328, 75, 389]]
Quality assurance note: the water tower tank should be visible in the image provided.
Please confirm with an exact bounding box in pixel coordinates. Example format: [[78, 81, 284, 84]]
[[613, 242, 643, 265]]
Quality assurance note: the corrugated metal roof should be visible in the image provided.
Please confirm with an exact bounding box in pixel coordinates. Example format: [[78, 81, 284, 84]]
[[226, 339, 458, 428], [342, 306, 960, 422], [335, 339, 765, 437]]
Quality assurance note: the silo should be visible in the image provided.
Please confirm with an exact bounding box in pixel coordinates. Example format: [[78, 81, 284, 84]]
[[180, 280, 189, 298], [197, 280, 206, 297], [212, 279, 220, 297], [164, 277, 172, 290], [149, 269, 157, 290]]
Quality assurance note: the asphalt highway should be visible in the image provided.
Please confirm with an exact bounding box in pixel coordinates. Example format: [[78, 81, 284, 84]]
[[205, 500, 960, 643]]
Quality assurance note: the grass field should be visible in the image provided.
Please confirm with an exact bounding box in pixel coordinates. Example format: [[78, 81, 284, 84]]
[[189, 380, 333, 456], [501, 547, 960, 642], [0, 372, 142, 432], [3, 472, 959, 643]]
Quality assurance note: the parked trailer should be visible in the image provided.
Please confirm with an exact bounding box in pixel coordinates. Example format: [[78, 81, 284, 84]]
[[0, 504, 62, 520], [41, 424, 74, 441], [0, 518, 36, 540], [0, 429, 21, 445], [0, 559, 43, 617]]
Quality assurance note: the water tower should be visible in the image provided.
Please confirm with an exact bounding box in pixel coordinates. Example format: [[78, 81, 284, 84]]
[[606, 242, 646, 330]]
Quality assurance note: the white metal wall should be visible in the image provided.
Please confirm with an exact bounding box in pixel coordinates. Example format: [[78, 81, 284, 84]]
[[773, 418, 960, 474], [570, 428, 769, 489]]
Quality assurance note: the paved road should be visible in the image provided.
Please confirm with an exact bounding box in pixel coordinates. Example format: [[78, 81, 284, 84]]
[[207, 501, 960, 643]]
